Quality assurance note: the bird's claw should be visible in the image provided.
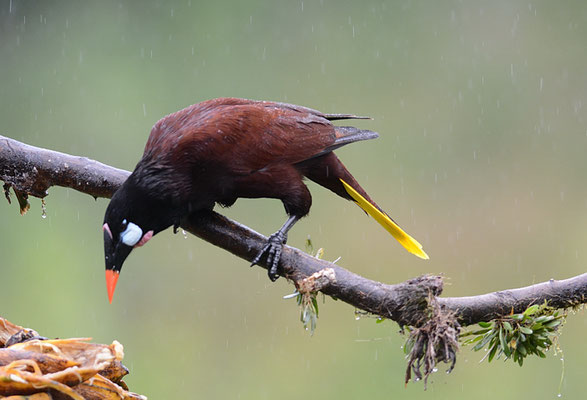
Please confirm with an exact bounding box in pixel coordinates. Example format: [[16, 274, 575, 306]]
[[251, 231, 287, 281]]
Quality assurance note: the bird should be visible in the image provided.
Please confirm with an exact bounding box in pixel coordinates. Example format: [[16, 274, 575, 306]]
[[102, 97, 428, 303]]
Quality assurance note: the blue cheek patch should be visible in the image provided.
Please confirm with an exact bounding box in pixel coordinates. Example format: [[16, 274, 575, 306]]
[[120, 222, 143, 247]]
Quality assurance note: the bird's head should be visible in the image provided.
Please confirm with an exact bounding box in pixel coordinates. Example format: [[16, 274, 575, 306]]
[[103, 180, 171, 303]]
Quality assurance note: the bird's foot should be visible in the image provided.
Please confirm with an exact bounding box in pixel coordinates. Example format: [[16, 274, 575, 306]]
[[251, 231, 287, 281]]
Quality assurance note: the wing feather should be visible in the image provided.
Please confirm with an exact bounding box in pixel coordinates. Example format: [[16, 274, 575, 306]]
[[144, 98, 351, 174]]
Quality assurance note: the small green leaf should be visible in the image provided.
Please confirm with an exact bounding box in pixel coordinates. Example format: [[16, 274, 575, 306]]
[[499, 328, 508, 352], [502, 321, 513, 332], [463, 335, 485, 345], [473, 330, 496, 351], [470, 328, 492, 335], [544, 320, 561, 329], [519, 326, 533, 335], [518, 343, 527, 356], [524, 305, 540, 317], [312, 296, 319, 316], [478, 321, 492, 328], [524, 341, 537, 355], [503, 341, 512, 357], [473, 339, 487, 352], [531, 322, 543, 331], [488, 343, 499, 362]]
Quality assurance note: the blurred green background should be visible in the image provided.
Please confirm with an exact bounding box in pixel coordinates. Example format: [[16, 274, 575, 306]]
[[1, 1, 586, 399]]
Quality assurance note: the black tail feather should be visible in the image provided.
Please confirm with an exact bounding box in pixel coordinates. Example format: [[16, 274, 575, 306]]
[[323, 126, 379, 153], [324, 114, 371, 121]]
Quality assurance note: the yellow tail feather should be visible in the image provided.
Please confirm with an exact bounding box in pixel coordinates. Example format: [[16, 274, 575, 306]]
[[340, 179, 429, 260]]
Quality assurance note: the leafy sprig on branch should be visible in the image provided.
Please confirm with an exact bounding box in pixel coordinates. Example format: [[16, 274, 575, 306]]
[[461, 303, 565, 366]]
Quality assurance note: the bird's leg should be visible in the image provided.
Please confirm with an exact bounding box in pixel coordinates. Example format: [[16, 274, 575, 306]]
[[252, 215, 300, 281]]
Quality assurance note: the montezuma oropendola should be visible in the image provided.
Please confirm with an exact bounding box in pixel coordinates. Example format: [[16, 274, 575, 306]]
[[103, 97, 428, 303]]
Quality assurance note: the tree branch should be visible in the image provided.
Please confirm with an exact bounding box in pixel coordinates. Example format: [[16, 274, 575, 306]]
[[1, 135, 586, 328]]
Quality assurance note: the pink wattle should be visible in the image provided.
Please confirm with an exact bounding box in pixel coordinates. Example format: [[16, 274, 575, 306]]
[[102, 223, 113, 239], [135, 230, 154, 248]]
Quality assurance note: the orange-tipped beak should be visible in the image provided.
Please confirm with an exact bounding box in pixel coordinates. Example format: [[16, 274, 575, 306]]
[[105, 270, 120, 304]]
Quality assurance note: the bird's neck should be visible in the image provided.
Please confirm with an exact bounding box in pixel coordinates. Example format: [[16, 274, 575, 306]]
[[123, 173, 187, 233]]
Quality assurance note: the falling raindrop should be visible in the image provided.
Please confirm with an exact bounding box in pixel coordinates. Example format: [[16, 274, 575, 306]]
[[41, 199, 47, 219]]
